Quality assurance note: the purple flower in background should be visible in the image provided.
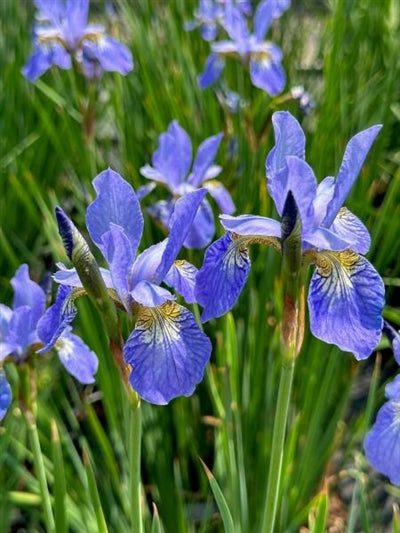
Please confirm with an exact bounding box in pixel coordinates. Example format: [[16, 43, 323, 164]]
[[0, 264, 98, 420], [196, 111, 384, 360], [23, 0, 133, 81], [43, 168, 212, 404], [139, 120, 235, 249], [364, 374, 400, 485], [198, 0, 289, 95]]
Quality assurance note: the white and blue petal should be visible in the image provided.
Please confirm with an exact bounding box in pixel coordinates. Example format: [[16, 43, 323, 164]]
[[303, 227, 350, 252], [37, 285, 77, 353], [131, 241, 167, 287], [82, 36, 133, 76], [124, 302, 211, 404], [0, 304, 12, 341], [220, 214, 281, 237], [364, 398, 400, 486], [308, 250, 384, 360], [53, 263, 113, 289], [196, 232, 251, 321], [330, 207, 371, 254], [86, 168, 143, 260], [0, 371, 12, 421], [130, 280, 174, 307], [249, 46, 285, 96], [11, 264, 46, 331], [189, 133, 223, 187], [322, 125, 382, 227], [203, 180, 235, 214], [55, 328, 98, 384], [164, 260, 198, 304]]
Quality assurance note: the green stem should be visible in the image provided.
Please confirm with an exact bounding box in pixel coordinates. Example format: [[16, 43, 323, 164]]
[[28, 416, 56, 533], [129, 393, 143, 533]]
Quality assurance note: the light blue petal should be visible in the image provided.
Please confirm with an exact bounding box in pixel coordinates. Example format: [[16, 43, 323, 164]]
[[0, 304, 12, 341], [203, 180, 235, 214], [131, 241, 167, 287], [198, 53, 225, 89], [11, 264, 46, 331], [101, 224, 134, 309], [86, 168, 143, 259], [323, 125, 382, 227], [220, 214, 281, 237], [136, 182, 156, 201], [308, 251, 384, 359], [130, 280, 174, 307], [139, 164, 167, 184], [151, 132, 181, 190], [167, 121, 193, 185], [249, 48, 285, 96], [34, 0, 66, 25], [164, 260, 198, 304], [330, 208, 371, 254], [253, 0, 276, 40], [125, 302, 211, 404], [266, 111, 306, 215], [284, 156, 317, 233], [4, 306, 33, 360], [196, 233, 251, 321], [303, 227, 350, 252], [312, 176, 335, 226], [0, 371, 12, 421], [53, 263, 113, 289], [183, 197, 215, 249], [37, 285, 77, 353], [364, 400, 400, 486], [22, 48, 57, 82], [385, 375, 400, 401], [189, 133, 223, 187], [382, 322, 400, 367], [155, 189, 207, 280], [56, 328, 98, 384], [82, 36, 133, 75], [147, 199, 174, 230]]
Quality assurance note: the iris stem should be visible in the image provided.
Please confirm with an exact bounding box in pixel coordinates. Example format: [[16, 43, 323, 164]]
[[129, 392, 143, 533]]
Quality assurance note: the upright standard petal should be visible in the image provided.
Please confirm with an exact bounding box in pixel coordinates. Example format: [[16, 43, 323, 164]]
[[56, 328, 98, 384], [322, 125, 382, 227], [189, 133, 223, 187], [86, 169, 143, 259], [203, 180, 235, 214], [266, 111, 306, 214], [308, 250, 384, 360], [167, 121, 193, 186], [0, 371, 12, 421], [11, 264, 46, 330], [37, 285, 77, 353], [364, 394, 400, 486], [124, 302, 212, 404], [196, 232, 251, 321], [183, 198, 215, 249]]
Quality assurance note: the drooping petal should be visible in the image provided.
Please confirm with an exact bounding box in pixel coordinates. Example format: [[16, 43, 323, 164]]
[[249, 49, 285, 96], [364, 399, 400, 486], [0, 306, 32, 361], [385, 375, 400, 400], [198, 53, 225, 89], [183, 197, 215, 249], [82, 36, 133, 76], [155, 189, 207, 281], [11, 264, 46, 331], [330, 207, 371, 254], [196, 233, 251, 321], [22, 46, 70, 81], [37, 285, 77, 353], [0, 371, 12, 421], [100, 224, 134, 309], [322, 125, 382, 227], [203, 180, 235, 214], [130, 280, 174, 307], [220, 214, 281, 237], [266, 111, 306, 215], [308, 250, 384, 360], [55, 328, 98, 384], [164, 260, 198, 304], [86, 168, 143, 259], [125, 302, 211, 404], [189, 133, 223, 187], [53, 263, 113, 290]]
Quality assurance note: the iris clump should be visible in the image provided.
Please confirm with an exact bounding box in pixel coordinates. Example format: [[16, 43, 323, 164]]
[[139, 120, 235, 248], [196, 111, 385, 360], [0, 264, 97, 420], [41, 168, 212, 405], [22, 0, 133, 81], [197, 0, 289, 95]]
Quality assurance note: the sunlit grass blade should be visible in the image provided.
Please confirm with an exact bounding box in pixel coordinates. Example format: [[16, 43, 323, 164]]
[[83, 443, 109, 533]]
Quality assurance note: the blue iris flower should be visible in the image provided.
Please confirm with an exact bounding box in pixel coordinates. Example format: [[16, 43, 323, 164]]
[[198, 0, 289, 95], [196, 111, 385, 360], [23, 0, 133, 82], [42, 168, 212, 405], [0, 264, 98, 421], [364, 372, 400, 485], [139, 120, 235, 249]]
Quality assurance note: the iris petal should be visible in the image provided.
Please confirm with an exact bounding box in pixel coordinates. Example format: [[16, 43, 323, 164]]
[[167, 121, 193, 186], [189, 133, 223, 187], [86, 168, 143, 260], [130, 281, 174, 307], [82, 36, 133, 75], [56, 328, 98, 384], [220, 214, 281, 237], [385, 375, 400, 401], [0, 371, 12, 421], [308, 250, 384, 359], [198, 53, 225, 89], [183, 197, 215, 249], [164, 260, 198, 304], [203, 180, 235, 214], [196, 233, 251, 321], [125, 302, 211, 404], [11, 264, 46, 331], [364, 400, 400, 486], [330, 207, 371, 254], [249, 52, 285, 96]]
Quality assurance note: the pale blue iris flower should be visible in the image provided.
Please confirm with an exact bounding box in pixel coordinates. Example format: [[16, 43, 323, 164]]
[[0, 264, 98, 421], [139, 120, 235, 249], [23, 0, 133, 81], [42, 168, 212, 405], [196, 111, 385, 360], [365, 373, 400, 485], [198, 0, 289, 95]]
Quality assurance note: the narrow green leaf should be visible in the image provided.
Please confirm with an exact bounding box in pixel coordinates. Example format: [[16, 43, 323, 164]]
[[83, 444, 109, 533], [51, 420, 67, 533]]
